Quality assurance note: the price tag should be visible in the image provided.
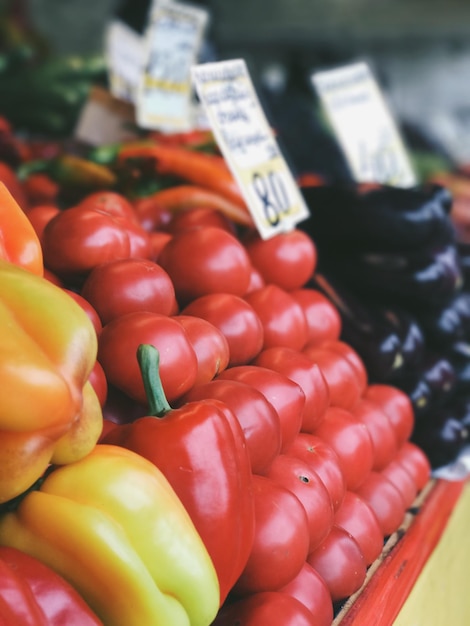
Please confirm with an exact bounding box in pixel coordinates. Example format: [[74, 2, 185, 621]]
[[105, 19, 146, 103], [191, 59, 310, 239], [312, 62, 417, 188], [136, 1, 209, 132]]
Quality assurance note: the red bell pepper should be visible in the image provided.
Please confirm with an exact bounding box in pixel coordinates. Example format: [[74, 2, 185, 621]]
[[103, 344, 255, 605]]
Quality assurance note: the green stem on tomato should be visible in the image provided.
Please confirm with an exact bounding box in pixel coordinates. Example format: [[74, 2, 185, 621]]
[[136, 344, 172, 417]]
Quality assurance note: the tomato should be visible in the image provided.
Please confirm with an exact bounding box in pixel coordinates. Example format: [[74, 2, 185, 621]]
[[168, 206, 236, 234], [334, 491, 384, 565], [290, 288, 342, 346], [302, 343, 363, 410], [25, 204, 60, 245], [180, 379, 281, 475], [88, 359, 108, 407], [213, 592, 318, 626], [243, 229, 317, 291], [148, 231, 173, 262], [395, 441, 431, 491], [253, 346, 330, 433], [80, 258, 177, 325], [380, 459, 418, 508], [355, 471, 407, 537], [158, 226, 253, 305], [245, 284, 309, 351], [182, 293, 264, 366], [266, 454, 334, 552], [132, 195, 173, 231], [351, 398, 399, 471], [307, 525, 367, 603], [98, 311, 198, 404], [174, 315, 230, 385], [286, 433, 347, 512], [245, 266, 266, 293], [43, 268, 63, 286], [233, 475, 310, 595], [278, 562, 334, 626], [364, 384, 415, 448], [312, 406, 374, 491], [62, 289, 102, 336], [217, 364, 305, 452], [321, 340, 368, 393], [101, 383, 148, 425]]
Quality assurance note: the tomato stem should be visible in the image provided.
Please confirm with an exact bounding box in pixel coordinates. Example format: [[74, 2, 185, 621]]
[[136, 344, 172, 417]]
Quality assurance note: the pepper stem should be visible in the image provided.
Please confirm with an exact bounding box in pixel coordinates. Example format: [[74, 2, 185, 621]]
[[136, 344, 172, 417]]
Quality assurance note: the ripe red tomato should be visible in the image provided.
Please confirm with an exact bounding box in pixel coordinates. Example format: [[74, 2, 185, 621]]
[[355, 471, 407, 537], [380, 459, 418, 508], [290, 288, 342, 346], [278, 562, 334, 626], [25, 204, 60, 245], [334, 491, 384, 565], [307, 525, 367, 603], [286, 433, 347, 512], [253, 346, 330, 433], [266, 454, 334, 552], [321, 340, 368, 393], [88, 360, 108, 408], [302, 344, 362, 410], [173, 315, 230, 385], [213, 592, 318, 626], [98, 311, 198, 404], [312, 406, 374, 491], [245, 284, 309, 351], [243, 229, 317, 291], [182, 293, 264, 366], [364, 384, 415, 448], [80, 258, 177, 325], [132, 195, 173, 232], [395, 441, 431, 491], [148, 231, 173, 262], [168, 206, 236, 234], [158, 226, 253, 305], [180, 379, 281, 476], [351, 398, 399, 471], [233, 475, 310, 595], [217, 364, 305, 452], [63, 289, 102, 336], [245, 266, 266, 293]]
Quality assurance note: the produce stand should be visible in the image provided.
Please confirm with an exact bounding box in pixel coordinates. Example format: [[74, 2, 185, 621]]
[[336, 477, 470, 625]]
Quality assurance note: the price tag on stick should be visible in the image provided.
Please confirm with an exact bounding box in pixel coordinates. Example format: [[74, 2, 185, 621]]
[[312, 61, 417, 188], [191, 59, 310, 239]]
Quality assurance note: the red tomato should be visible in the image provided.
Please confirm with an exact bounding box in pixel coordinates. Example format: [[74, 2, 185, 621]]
[[25, 204, 60, 245], [278, 562, 334, 626], [290, 288, 342, 346], [148, 231, 173, 262], [395, 441, 431, 491], [266, 454, 334, 552], [286, 432, 347, 512], [355, 471, 407, 537], [380, 459, 418, 508], [321, 340, 368, 393], [307, 525, 367, 603], [98, 311, 198, 404], [132, 196, 173, 232], [312, 406, 374, 491], [213, 592, 318, 626], [43, 268, 63, 286], [80, 258, 177, 325], [302, 344, 362, 410], [253, 346, 330, 433], [243, 229, 317, 291], [180, 379, 281, 475], [217, 364, 305, 452], [245, 284, 309, 351], [245, 266, 266, 293], [174, 315, 230, 385], [158, 226, 253, 305], [334, 491, 384, 565], [182, 293, 264, 366], [233, 475, 310, 595], [62, 289, 102, 336], [168, 206, 236, 234], [351, 398, 399, 471], [88, 360, 108, 407], [364, 384, 415, 448]]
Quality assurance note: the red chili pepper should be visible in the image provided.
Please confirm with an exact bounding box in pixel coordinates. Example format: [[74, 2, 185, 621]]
[[103, 344, 255, 605]]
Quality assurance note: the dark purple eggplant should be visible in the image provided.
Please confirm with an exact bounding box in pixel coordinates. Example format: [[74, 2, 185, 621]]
[[300, 182, 454, 253], [457, 243, 470, 288], [419, 291, 470, 348], [412, 406, 469, 469], [444, 341, 470, 395]]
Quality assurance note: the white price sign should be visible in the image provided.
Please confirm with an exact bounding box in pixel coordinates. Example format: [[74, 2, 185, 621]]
[[137, 1, 208, 131], [191, 59, 310, 239], [312, 62, 417, 188], [105, 19, 146, 103]]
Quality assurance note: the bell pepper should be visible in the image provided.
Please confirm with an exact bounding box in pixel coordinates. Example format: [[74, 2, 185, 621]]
[[103, 344, 255, 605], [0, 444, 220, 626], [0, 182, 43, 275], [0, 258, 102, 503], [0, 546, 103, 625]]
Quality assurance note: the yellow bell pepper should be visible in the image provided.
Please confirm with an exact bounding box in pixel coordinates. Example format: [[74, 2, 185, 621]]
[[0, 258, 102, 503], [0, 444, 220, 626]]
